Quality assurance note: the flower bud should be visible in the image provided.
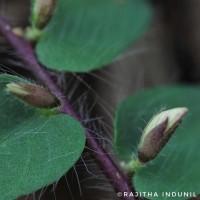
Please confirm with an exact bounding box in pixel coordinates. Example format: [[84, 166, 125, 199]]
[[6, 82, 61, 109], [138, 107, 188, 163], [32, 0, 57, 29]]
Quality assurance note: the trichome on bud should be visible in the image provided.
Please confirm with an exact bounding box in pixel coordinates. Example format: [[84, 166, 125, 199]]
[[6, 82, 61, 109], [138, 107, 188, 163]]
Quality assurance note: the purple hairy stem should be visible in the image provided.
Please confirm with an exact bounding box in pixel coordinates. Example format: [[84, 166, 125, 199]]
[[0, 18, 136, 200]]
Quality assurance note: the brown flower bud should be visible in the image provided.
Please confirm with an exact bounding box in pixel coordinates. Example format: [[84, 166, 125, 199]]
[[138, 108, 188, 163], [6, 82, 61, 109], [33, 0, 57, 29]]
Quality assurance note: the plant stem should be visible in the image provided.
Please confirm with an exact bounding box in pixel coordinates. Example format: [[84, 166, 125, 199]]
[[0, 18, 136, 200]]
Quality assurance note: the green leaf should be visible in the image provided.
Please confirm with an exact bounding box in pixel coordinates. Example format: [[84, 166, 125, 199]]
[[36, 0, 152, 72], [0, 74, 85, 199], [114, 86, 200, 199]]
